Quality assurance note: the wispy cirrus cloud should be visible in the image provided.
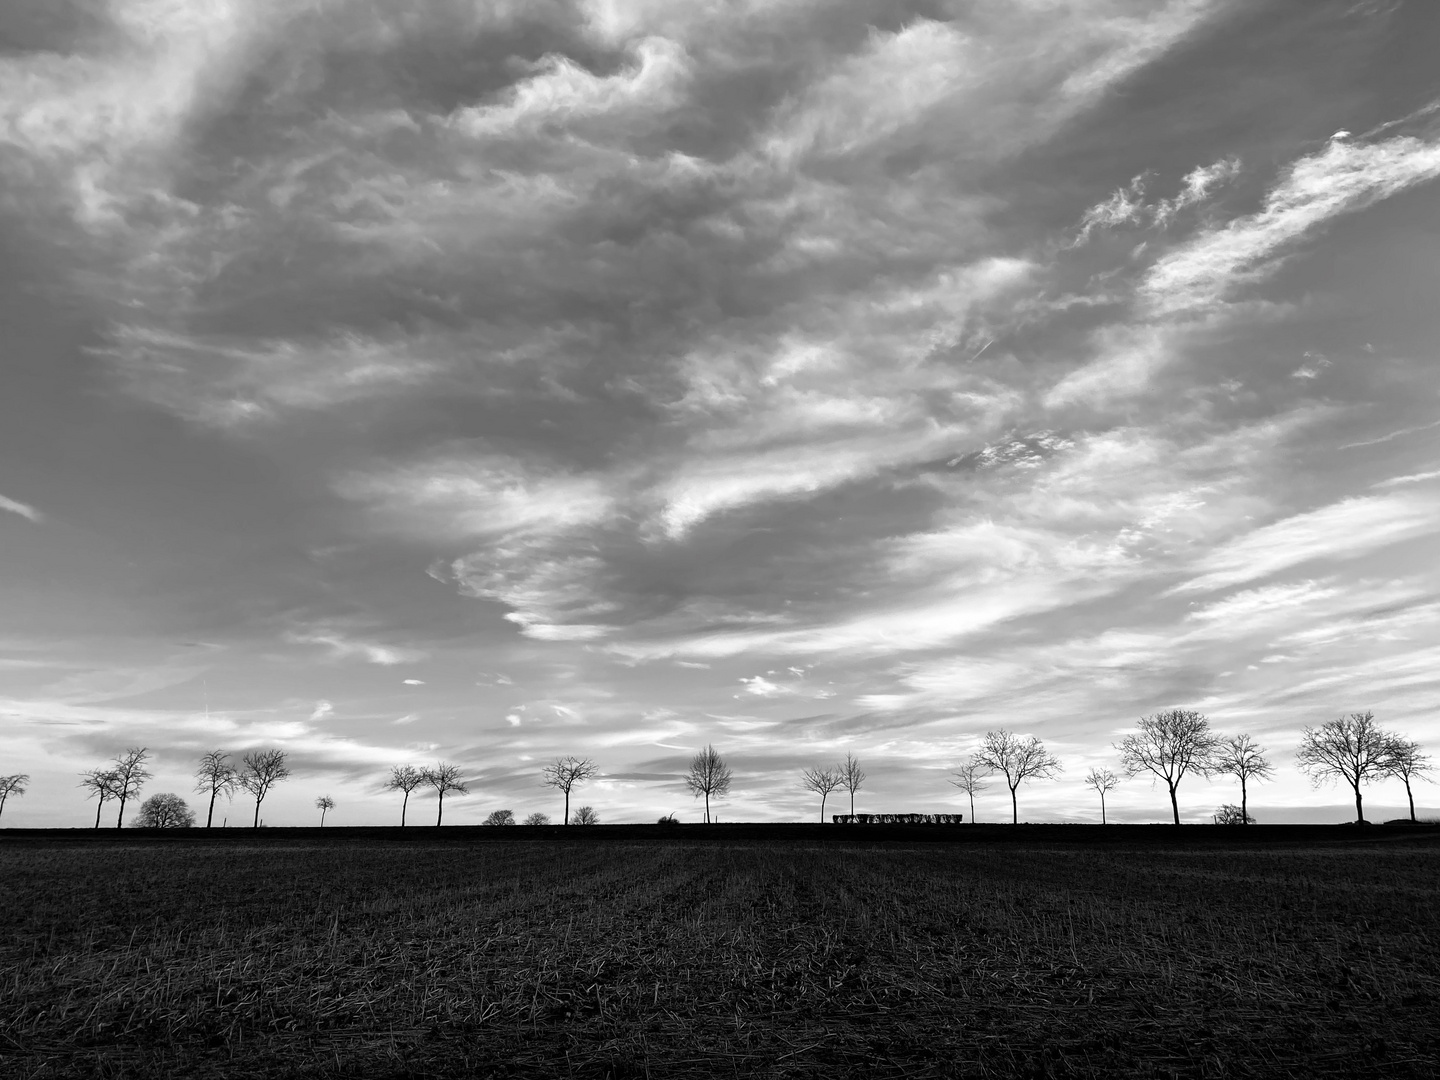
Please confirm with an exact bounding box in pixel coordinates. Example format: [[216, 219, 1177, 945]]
[[0, 493, 43, 523]]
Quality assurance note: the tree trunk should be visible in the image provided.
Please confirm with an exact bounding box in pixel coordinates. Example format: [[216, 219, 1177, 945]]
[[850, 790, 855, 816], [564, 790, 570, 825], [436, 792, 444, 826], [206, 789, 216, 828], [401, 790, 409, 827], [94, 799, 104, 829], [1405, 778, 1415, 823], [1010, 786, 1017, 825], [969, 793, 974, 823], [820, 793, 827, 823], [253, 798, 261, 828], [1100, 792, 1107, 825], [116, 796, 127, 829], [320, 808, 327, 827], [1168, 785, 1179, 826], [1240, 778, 1248, 825], [1353, 785, 1364, 824], [704, 791, 710, 824]]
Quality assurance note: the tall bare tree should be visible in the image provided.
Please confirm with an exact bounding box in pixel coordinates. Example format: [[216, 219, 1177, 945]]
[[801, 766, 842, 822], [685, 744, 731, 823], [948, 757, 987, 822], [1213, 734, 1273, 826], [839, 753, 866, 817], [421, 763, 468, 826], [194, 750, 239, 828], [1117, 709, 1220, 825], [315, 795, 335, 826], [543, 756, 598, 825], [386, 764, 425, 826], [237, 749, 291, 828], [1384, 737, 1432, 823], [109, 748, 152, 829], [1296, 711, 1393, 824], [0, 774, 29, 821], [79, 769, 119, 828], [975, 730, 1061, 824], [1084, 767, 1120, 824]]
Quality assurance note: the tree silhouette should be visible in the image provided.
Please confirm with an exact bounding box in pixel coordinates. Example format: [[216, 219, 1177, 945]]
[[1084, 767, 1120, 824], [839, 753, 866, 817], [801, 766, 842, 822], [1117, 709, 1220, 825], [421, 763, 468, 826], [1384, 737, 1432, 823], [0, 773, 29, 822], [1213, 734, 1273, 826], [572, 806, 599, 825], [79, 769, 119, 828], [386, 764, 425, 826], [543, 757, 598, 825], [109, 748, 152, 830], [315, 795, 335, 826], [194, 750, 239, 828], [483, 809, 516, 826], [974, 730, 1061, 824], [948, 757, 987, 823], [237, 749, 291, 828], [1296, 711, 1393, 824], [685, 745, 731, 823], [523, 812, 551, 825], [134, 793, 195, 828]]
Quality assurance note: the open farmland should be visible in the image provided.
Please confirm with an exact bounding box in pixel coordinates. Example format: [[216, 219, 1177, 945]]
[[3, 827, 1438, 1078]]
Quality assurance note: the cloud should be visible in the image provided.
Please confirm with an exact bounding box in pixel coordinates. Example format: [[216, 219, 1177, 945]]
[[284, 627, 422, 666], [0, 493, 43, 523], [1171, 495, 1437, 594], [402, 678, 425, 685], [310, 700, 334, 722], [1142, 130, 1440, 314]]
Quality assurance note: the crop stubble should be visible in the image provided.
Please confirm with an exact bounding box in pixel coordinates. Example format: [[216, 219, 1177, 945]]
[[2, 835, 1437, 1078]]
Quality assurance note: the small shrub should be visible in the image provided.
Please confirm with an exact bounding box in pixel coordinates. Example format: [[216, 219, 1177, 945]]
[[572, 806, 599, 825], [132, 793, 195, 829], [522, 812, 550, 826], [482, 809, 516, 826], [657, 814, 679, 825], [1212, 804, 1255, 825]]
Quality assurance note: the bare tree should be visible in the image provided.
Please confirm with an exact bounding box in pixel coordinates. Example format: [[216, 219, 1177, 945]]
[[975, 730, 1062, 824], [0, 774, 29, 822], [421, 763, 468, 826], [237, 749, 291, 828], [1296, 711, 1393, 824], [79, 769, 119, 828], [1213, 734, 1273, 826], [685, 744, 731, 823], [1084, 767, 1120, 824], [134, 793, 195, 828], [194, 750, 239, 828], [108, 748, 152, 830], [1384, 737, 1432, 823], [483, 809, 516, 826], [523, 812, 551, 826], [1117, 709, 1220, 825], [386, 764, 425, 826], [315, 795, 335, 826], [839, 753, 866, 817], [572, 805, 599, 825], [948, 757, 987, 822], [801, 766, 843, 822], [543, 757, 598, 825]]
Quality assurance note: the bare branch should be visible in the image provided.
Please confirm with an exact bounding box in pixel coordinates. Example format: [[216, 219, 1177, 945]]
[[685, 745, 731, 823], [1296, 711, 1393, 823], [974, 730, 1061, 824], [1116, 709, 1219, 825]]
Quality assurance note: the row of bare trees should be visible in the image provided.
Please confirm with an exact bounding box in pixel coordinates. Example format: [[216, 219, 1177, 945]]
[[941, 711, 1431, 825], [379, 756, 601, 826]]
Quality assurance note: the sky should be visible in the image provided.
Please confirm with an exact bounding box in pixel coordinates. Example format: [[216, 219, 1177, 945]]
[[2, 0, 1439, 828]]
